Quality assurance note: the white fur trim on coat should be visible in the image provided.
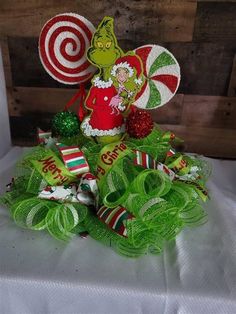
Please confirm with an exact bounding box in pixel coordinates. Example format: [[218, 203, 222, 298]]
[[81, 117, 125, 137], [111, 61, 134, 77], [93, 77, 113, 88]]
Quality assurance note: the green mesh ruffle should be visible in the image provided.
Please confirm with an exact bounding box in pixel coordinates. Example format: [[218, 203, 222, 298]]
[[0, 182, 87, 241], [0, 126, 210, 257]]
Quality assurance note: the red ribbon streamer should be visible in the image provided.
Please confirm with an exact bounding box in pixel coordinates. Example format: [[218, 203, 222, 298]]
[[64, 84, 87, 122]]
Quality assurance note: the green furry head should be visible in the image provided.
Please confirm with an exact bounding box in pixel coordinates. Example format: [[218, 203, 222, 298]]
[[87, 16, 123, 68]]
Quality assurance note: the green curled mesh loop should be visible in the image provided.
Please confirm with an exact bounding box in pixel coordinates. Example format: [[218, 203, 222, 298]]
[[100, 156, 172, 209], [125, 127, 171, 162], [164, 183, 192, 209], [2, 189, 88, 240], [130, 169, 172, 197], [115, 239, 148, 258], [13, 198, 52, 230]]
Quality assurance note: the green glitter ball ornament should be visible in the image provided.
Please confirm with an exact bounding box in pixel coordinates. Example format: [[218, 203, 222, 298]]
[[52, 111, 80, 138]]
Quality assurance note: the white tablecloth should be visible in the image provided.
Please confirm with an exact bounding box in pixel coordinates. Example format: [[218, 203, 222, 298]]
[[0, 147, 236, 314]]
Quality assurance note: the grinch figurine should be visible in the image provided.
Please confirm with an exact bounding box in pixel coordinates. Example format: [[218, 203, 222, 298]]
[[81, 16, 144, 144]]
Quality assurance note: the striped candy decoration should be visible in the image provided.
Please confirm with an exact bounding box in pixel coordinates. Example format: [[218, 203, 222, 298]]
[[133, 150, 176, 180], [97, 205, 133, 237], [57, 143, 89, 177], [37, 128, 52, 145], [133, 149, 157, 169], [39, 13, 96, 85], [156, 163, 176, 181], [166, 148, 176, 158], [134, 45, 180, 109]]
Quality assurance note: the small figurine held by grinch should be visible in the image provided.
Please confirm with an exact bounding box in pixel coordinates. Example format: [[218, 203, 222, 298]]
[[109, 55, 143, 115], [109, 66, 130, 115], [81, 16, 144, 144]]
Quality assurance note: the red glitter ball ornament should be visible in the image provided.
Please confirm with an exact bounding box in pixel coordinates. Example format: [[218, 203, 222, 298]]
[[126, 108, 154, 138]]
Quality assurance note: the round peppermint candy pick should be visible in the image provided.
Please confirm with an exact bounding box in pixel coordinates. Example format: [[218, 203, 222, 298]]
[[134, 45, 181, 109], [39, 13, 96, 85]]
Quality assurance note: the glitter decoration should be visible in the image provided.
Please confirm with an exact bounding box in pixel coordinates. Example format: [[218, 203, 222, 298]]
[[126, 109, 154, 138], [52, 111, 80, 137], [134, 45, 181, 109], [39, 13, 96, 84]]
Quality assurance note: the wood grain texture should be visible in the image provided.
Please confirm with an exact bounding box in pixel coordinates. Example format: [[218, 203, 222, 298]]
[[161, 124, 236, 158], [10, 116, 236, 158], [0, 0, 79, 38], [165, 42, 235, 96], [10, 87, 79, 116], [10, 87, 236, 128], [0, 37, 12, 88], [8, 37, 67, 89], [8, 37, 235, 95], [10, 87, 184, 123], [0, 0, 196, 42], [10, 115, 51, 146], [112, 0, 197, 43], [181, 95, 236, 129], [197, 0, 236, 2], [151, 94, 184, 124], [193, 2, 236, 42], [227, 55, 236, 97], [8, 87, 236, 158]]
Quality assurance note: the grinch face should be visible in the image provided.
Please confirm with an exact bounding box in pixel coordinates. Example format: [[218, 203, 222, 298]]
[[87, 17, 122, 68], [116, 68, 129, 84]]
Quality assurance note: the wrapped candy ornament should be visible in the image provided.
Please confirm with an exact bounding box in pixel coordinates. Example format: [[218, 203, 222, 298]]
[[0, 15, 210, 258]]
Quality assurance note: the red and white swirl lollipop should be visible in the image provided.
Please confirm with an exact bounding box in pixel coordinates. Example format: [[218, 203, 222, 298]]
[[39, 13, 96, 85], [134, 44, 181, 109]]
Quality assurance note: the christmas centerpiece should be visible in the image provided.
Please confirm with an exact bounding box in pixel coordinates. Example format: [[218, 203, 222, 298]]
[[0, 14, 210, 257]]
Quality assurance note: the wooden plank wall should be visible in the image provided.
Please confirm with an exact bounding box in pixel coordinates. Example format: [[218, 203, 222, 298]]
[[0, 0, 236, 158]]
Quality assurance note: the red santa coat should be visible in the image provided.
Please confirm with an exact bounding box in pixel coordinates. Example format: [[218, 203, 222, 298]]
[[81, 78, 125, 137]]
